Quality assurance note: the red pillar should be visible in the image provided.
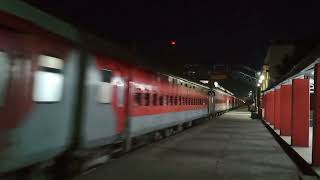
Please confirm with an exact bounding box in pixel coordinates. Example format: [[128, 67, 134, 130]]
[[264, 93, 268, 122], [274, 88, 281, 129], [265, 93, 269, 122], [280, 84, 292, 136], [313, 64, 320, 165], [269, 90, 275, 125], [268, 91, 272, 123], [292, 78, 309, 147]]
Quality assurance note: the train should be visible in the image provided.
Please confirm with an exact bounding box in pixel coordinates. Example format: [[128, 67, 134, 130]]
[[0, 1, 243, 179]]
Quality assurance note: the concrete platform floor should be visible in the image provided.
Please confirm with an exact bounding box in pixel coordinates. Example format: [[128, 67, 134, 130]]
[[73, 108, 299, 180]]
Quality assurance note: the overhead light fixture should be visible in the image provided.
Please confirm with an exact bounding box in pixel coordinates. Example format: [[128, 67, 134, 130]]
[[257, 72, 261, 75], [259, 79, 262, 83], [260, 75, 265, 80], [257, 83, 261, 87], [200, 80, 209, 84]]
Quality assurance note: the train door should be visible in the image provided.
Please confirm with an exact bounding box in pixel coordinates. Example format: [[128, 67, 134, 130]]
[[94, 59, 130, 138], [0, 29, 15, 152], [111, 70, 129, 134], [0, 29, 33, 132], [208, 90, 215, 115]]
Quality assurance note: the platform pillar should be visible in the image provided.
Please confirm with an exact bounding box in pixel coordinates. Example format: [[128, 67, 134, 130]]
[[263, 93, 267, 121], [280, 84, 292, 136], [313, 64, 320, 166], [267, 92, 271, 123], [269, 90, 275, 125], [274, 88, 281, 129], [291, 78, 309, 147], [264, 93, 268, 122]]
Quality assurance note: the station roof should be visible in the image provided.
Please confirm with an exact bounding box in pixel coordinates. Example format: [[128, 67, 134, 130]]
[[263, 45, 320, 93]]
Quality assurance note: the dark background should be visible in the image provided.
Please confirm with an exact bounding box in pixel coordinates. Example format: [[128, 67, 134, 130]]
[[23, 0, 320, 96]]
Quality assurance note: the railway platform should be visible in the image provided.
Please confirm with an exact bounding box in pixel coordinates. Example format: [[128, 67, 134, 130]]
[[73, 108, 301, 180]]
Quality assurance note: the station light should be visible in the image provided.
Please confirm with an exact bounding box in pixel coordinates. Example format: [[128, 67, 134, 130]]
[[257, 83, 261, 87], [258, 79, 262, 83], [257, 72, 261, 76], [200, 80, 209, 84], [170, 40, 176, 46], [214, 81, 219, 87], [260, 74, 265, 80]]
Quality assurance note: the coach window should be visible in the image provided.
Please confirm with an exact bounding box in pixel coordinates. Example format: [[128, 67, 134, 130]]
[[0, 52, 9, 106], [97, 69, 113, 103], [166, 95, 169, 105], [174, 96, 178, 105], [144, 93, 150, 106], [159, 95, 164, 105], [153, 93, 157, 106], [179, 96, 182, 105], [170, 96, 173, 105], [33, 55, 64, 102], [135, 92, 142, 106]]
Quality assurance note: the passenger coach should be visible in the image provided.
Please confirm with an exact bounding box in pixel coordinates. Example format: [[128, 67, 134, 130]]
[[0, 1, 243, 178]]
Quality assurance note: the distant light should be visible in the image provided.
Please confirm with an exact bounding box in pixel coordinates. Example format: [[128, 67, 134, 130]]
[[214, 81, 219, 87], [258, 79, 262, 83], [200, 80, 209, 84], [170, 40, 176, 46], [257, 72, 261, 76], [260, 75, 265, 80], [257, 83, 261, 87]]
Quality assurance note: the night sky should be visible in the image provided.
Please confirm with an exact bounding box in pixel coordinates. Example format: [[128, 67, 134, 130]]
[[24, 0, 320, 96]]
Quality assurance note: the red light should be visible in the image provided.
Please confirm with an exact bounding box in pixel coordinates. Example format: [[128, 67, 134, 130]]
[[170, 40, 176, 46]]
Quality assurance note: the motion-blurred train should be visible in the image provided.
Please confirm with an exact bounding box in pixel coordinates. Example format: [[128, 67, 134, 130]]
[[0, 1, 243, 178]]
